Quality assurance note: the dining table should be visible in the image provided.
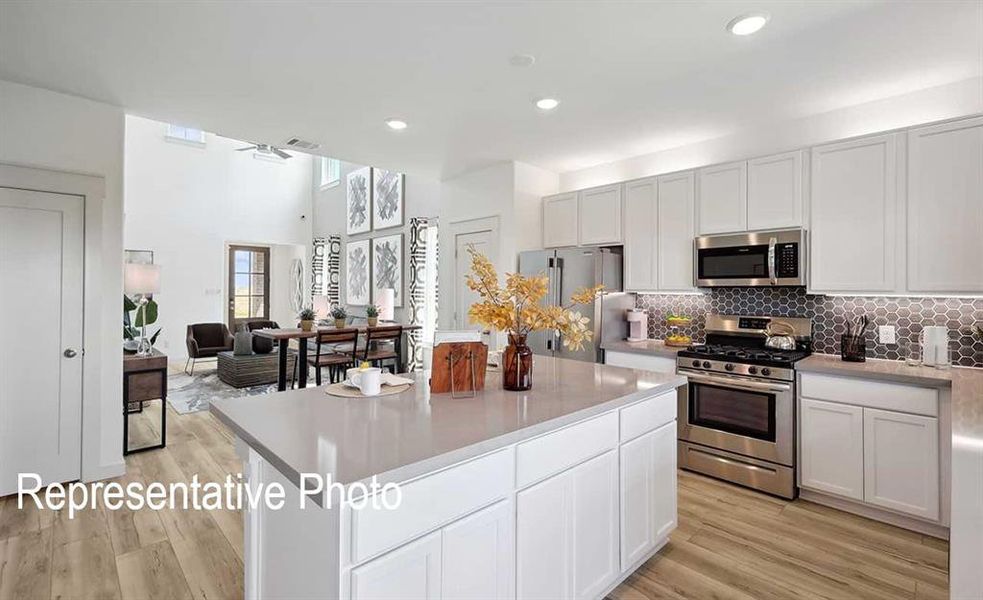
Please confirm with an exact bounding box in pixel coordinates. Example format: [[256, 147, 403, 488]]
[[253, 323, 423, 392]]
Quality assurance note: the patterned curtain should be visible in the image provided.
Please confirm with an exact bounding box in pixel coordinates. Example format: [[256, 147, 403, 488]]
[[408, 217, 438, 371], [311, 236, 341, 307]]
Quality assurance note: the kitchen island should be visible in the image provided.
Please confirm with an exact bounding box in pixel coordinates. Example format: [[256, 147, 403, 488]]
[[211, 356, 686, 600]]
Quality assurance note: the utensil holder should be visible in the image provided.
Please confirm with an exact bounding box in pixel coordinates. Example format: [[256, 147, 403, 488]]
[[840, 334, 866, 362]]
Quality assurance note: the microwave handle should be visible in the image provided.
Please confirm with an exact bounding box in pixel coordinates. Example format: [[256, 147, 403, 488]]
[[768, 237, 778, 285]]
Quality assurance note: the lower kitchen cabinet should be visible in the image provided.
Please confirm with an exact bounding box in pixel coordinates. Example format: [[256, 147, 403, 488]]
[[863, 408, 939, 521], [604, 350, 677, 374], [620, 422, 676, 570], [351, 532, 443, 600], [516, 450, 619, 600], [799, 398, 864, 500]]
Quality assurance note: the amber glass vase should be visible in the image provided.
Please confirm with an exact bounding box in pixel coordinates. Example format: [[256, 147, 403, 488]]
[[502, 333, 533, 391]]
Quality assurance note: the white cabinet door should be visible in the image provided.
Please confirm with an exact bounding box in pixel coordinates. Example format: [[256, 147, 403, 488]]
[[747, 150, 805, 231], [907, 117, 983, 293], [799, 398, 864, 500], [620, 422, 676, 571], [863, 408, 939, 520], [570, 451, 619, 600], [623, 178, 658, 291], [580, 184, 623, 245], [543, 192, 579, 248], [351, 532, 442, 600], [810, 134, 899, 293], [516, 469, 570, 600], [442, 501, 513, 600], [697, 161, 747, 235], [658, 171, 697, 291]]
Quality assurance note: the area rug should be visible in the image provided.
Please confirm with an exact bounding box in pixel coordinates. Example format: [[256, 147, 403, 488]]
[[167, 369, 278, 414]]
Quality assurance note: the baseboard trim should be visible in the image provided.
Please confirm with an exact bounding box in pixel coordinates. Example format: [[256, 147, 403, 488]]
[[799, 489, 949, 539]]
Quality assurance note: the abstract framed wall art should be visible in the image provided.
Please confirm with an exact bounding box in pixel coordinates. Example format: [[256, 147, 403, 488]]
[[372, 233, 403, 307], [346, 166, 371, 235], [345, 239, 371, 305], [372, 167, 404, 230]]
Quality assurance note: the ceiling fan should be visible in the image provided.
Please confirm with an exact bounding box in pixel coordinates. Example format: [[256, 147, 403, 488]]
[[235, 143, 292, 159]]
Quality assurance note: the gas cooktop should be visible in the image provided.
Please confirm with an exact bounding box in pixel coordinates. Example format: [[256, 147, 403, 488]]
[[678, 344, 809, 368]]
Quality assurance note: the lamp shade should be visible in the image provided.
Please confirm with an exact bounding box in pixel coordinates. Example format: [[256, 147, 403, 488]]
[[124, 263, 160, 295], [377, 288, 395, 321], [312, 295, 331, 320]]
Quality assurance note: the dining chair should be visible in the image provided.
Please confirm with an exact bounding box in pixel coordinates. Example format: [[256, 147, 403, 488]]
[[362, 325, 403, 374], [308, 328, 360, 385]]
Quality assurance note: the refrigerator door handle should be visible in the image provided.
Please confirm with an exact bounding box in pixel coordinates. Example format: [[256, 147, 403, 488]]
[[554, 262, 563, 349]]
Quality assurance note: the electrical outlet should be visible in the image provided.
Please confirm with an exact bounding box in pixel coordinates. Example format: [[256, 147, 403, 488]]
[[878, 325, 896, 345]]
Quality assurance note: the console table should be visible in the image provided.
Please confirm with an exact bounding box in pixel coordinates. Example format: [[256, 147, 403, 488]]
[[123, 349, 167, 455]]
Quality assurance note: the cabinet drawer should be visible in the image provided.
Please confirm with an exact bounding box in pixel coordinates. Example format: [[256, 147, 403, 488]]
[[620, 391, 676, 443], [799, 373, 938, 417], [351, 449, 512, 563], [604, 351, 676, 374], [516, 412, 618, 489]]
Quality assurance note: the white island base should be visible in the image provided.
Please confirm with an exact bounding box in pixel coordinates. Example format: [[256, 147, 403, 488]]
[[224, 378, 681, 600]]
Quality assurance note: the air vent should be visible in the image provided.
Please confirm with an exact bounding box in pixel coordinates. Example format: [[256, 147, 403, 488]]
[[284, 137, 321, 150]]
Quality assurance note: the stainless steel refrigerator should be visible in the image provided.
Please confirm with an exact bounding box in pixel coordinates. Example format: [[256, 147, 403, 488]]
[[518, 247, 634, 363]]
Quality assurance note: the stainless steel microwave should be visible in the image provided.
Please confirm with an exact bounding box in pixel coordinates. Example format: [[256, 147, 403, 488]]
[[694, 228, 807, 287]]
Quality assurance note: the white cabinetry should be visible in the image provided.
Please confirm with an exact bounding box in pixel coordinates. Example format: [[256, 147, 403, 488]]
[[351, 532, 442, 600], [543, 192, 579, 248], [579, 184, 623, 246], [620, 422, 676, 570], [442, 501, 513, 600], [697, 161, 747, 235], [623, 178, 658, 290], [907, 117, 983, 293], [863, 408, 939, 521], [809, 133, 899, 293], [799, 398, 864, 500], [604, 350, 677, 374], [747, 150, 805, 231], [622, 172, 695, 292], [516, 450, 619, 600]]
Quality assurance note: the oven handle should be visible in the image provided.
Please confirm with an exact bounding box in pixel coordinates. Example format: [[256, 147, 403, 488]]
[[679, 369, 792, 393], [768, 236, 778, 286]]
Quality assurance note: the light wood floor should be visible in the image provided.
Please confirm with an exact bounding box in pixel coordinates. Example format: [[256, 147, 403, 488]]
[[0, 370, 949, 600]]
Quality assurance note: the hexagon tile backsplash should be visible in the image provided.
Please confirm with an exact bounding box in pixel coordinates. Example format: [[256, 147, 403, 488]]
[[636, 289, 983, 368]]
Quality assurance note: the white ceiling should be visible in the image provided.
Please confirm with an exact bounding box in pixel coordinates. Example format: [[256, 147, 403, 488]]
[[1, 1, 980, 179]]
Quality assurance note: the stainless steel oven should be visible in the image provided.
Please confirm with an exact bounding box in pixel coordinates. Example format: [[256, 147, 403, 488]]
[[694, 228, 806, 287]]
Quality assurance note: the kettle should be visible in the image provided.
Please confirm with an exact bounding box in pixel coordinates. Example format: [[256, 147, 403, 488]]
[[764, 320, 797, 351]]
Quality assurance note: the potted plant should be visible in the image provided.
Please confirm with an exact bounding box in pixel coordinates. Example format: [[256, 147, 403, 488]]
[[298, 307, 317, 332], [465, 246, 602, 391], [331, 306, 348, 329], [365, 304, 380, 327]]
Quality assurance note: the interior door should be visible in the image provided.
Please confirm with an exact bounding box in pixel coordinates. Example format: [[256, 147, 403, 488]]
[[0, 187, 84, 495], [454, 229, 494, 336], [228, 245, 271, 331]]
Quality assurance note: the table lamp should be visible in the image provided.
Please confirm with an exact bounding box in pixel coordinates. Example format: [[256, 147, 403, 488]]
[[312, 295, 331, 321], [378, 288, 395, 321], [124, 263, 161, 356]]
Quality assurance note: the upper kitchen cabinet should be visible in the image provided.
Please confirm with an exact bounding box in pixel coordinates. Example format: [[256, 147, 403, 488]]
[[809, 133, 900, 294], [657, 172, 697, 291], [747, 150, 806, 231], [697, 161, 747, 235], [623, 178, 658, 290], [542, 192, 579, 248], [907, 117, 983, 294], [579, 184, 623, 246]]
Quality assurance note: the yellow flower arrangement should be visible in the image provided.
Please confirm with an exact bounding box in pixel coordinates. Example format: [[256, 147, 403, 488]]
[[465, 246, 604, 351]]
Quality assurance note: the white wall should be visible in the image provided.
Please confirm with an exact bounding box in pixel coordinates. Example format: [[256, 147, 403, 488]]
[[560, 77, 983, 191], [0, 79, 125, 481], [124, 115, 313, 359]]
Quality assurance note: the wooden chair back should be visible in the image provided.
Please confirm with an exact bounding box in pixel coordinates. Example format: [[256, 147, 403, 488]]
[[362, 325, 402, 361], [315, 328, 359, 361]]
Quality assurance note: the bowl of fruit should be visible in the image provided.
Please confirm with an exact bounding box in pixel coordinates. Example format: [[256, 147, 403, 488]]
[[665, 333, 692, 347], [666, 312, 692, 327]]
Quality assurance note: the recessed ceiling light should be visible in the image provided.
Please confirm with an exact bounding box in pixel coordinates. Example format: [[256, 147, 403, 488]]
[[385, 118, 407, 131], [727, 12, 770, 36], [535, 98, 560, 110], [510, 54, 536, 68]]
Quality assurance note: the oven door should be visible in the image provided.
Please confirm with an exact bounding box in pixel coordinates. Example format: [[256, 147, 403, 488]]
[[677, 370, 793, 466]]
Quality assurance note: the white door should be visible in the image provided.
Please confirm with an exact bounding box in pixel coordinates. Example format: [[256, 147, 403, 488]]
[[747, 150, 805, 231], [350, 531, 442, 600], [442, 500, 513, 600], [799, 398, 864, 500], [0, 188, 84, 496], [579, 185, 622, 246], [623, 178, 658, 291], [570, 450, 619, 600], [620, 422, 676, 571], [863, 408, 940, 520], [697, 161, 747, 235], [657, 171, 697, 291], [907, 117, 983, 293], [542, 193, 579, 248], [454, 228, 494, 331], [516, 470, 570, 600], [810, 134, 899, 293]]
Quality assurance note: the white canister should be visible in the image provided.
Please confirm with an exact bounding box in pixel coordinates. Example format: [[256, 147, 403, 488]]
[[347, 366, 382, 396], [920, 326, 948, 366]]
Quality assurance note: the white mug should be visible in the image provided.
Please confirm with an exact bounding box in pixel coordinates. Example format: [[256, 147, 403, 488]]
[[347, 367, 382, 396]]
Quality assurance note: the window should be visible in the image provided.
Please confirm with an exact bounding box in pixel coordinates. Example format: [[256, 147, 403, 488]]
[[165, 124, 206, 145], [319, 157, 341, 188]]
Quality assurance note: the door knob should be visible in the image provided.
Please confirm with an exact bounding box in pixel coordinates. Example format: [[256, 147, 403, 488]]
[[63, 349, 78, 358]]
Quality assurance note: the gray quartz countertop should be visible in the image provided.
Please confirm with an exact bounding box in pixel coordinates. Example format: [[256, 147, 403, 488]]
[[210, 356, 686, 494], [601, 339, 691, 358]]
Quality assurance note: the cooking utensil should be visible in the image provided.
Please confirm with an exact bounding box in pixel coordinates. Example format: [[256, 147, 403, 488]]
[[764, 320, 797, 351]]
